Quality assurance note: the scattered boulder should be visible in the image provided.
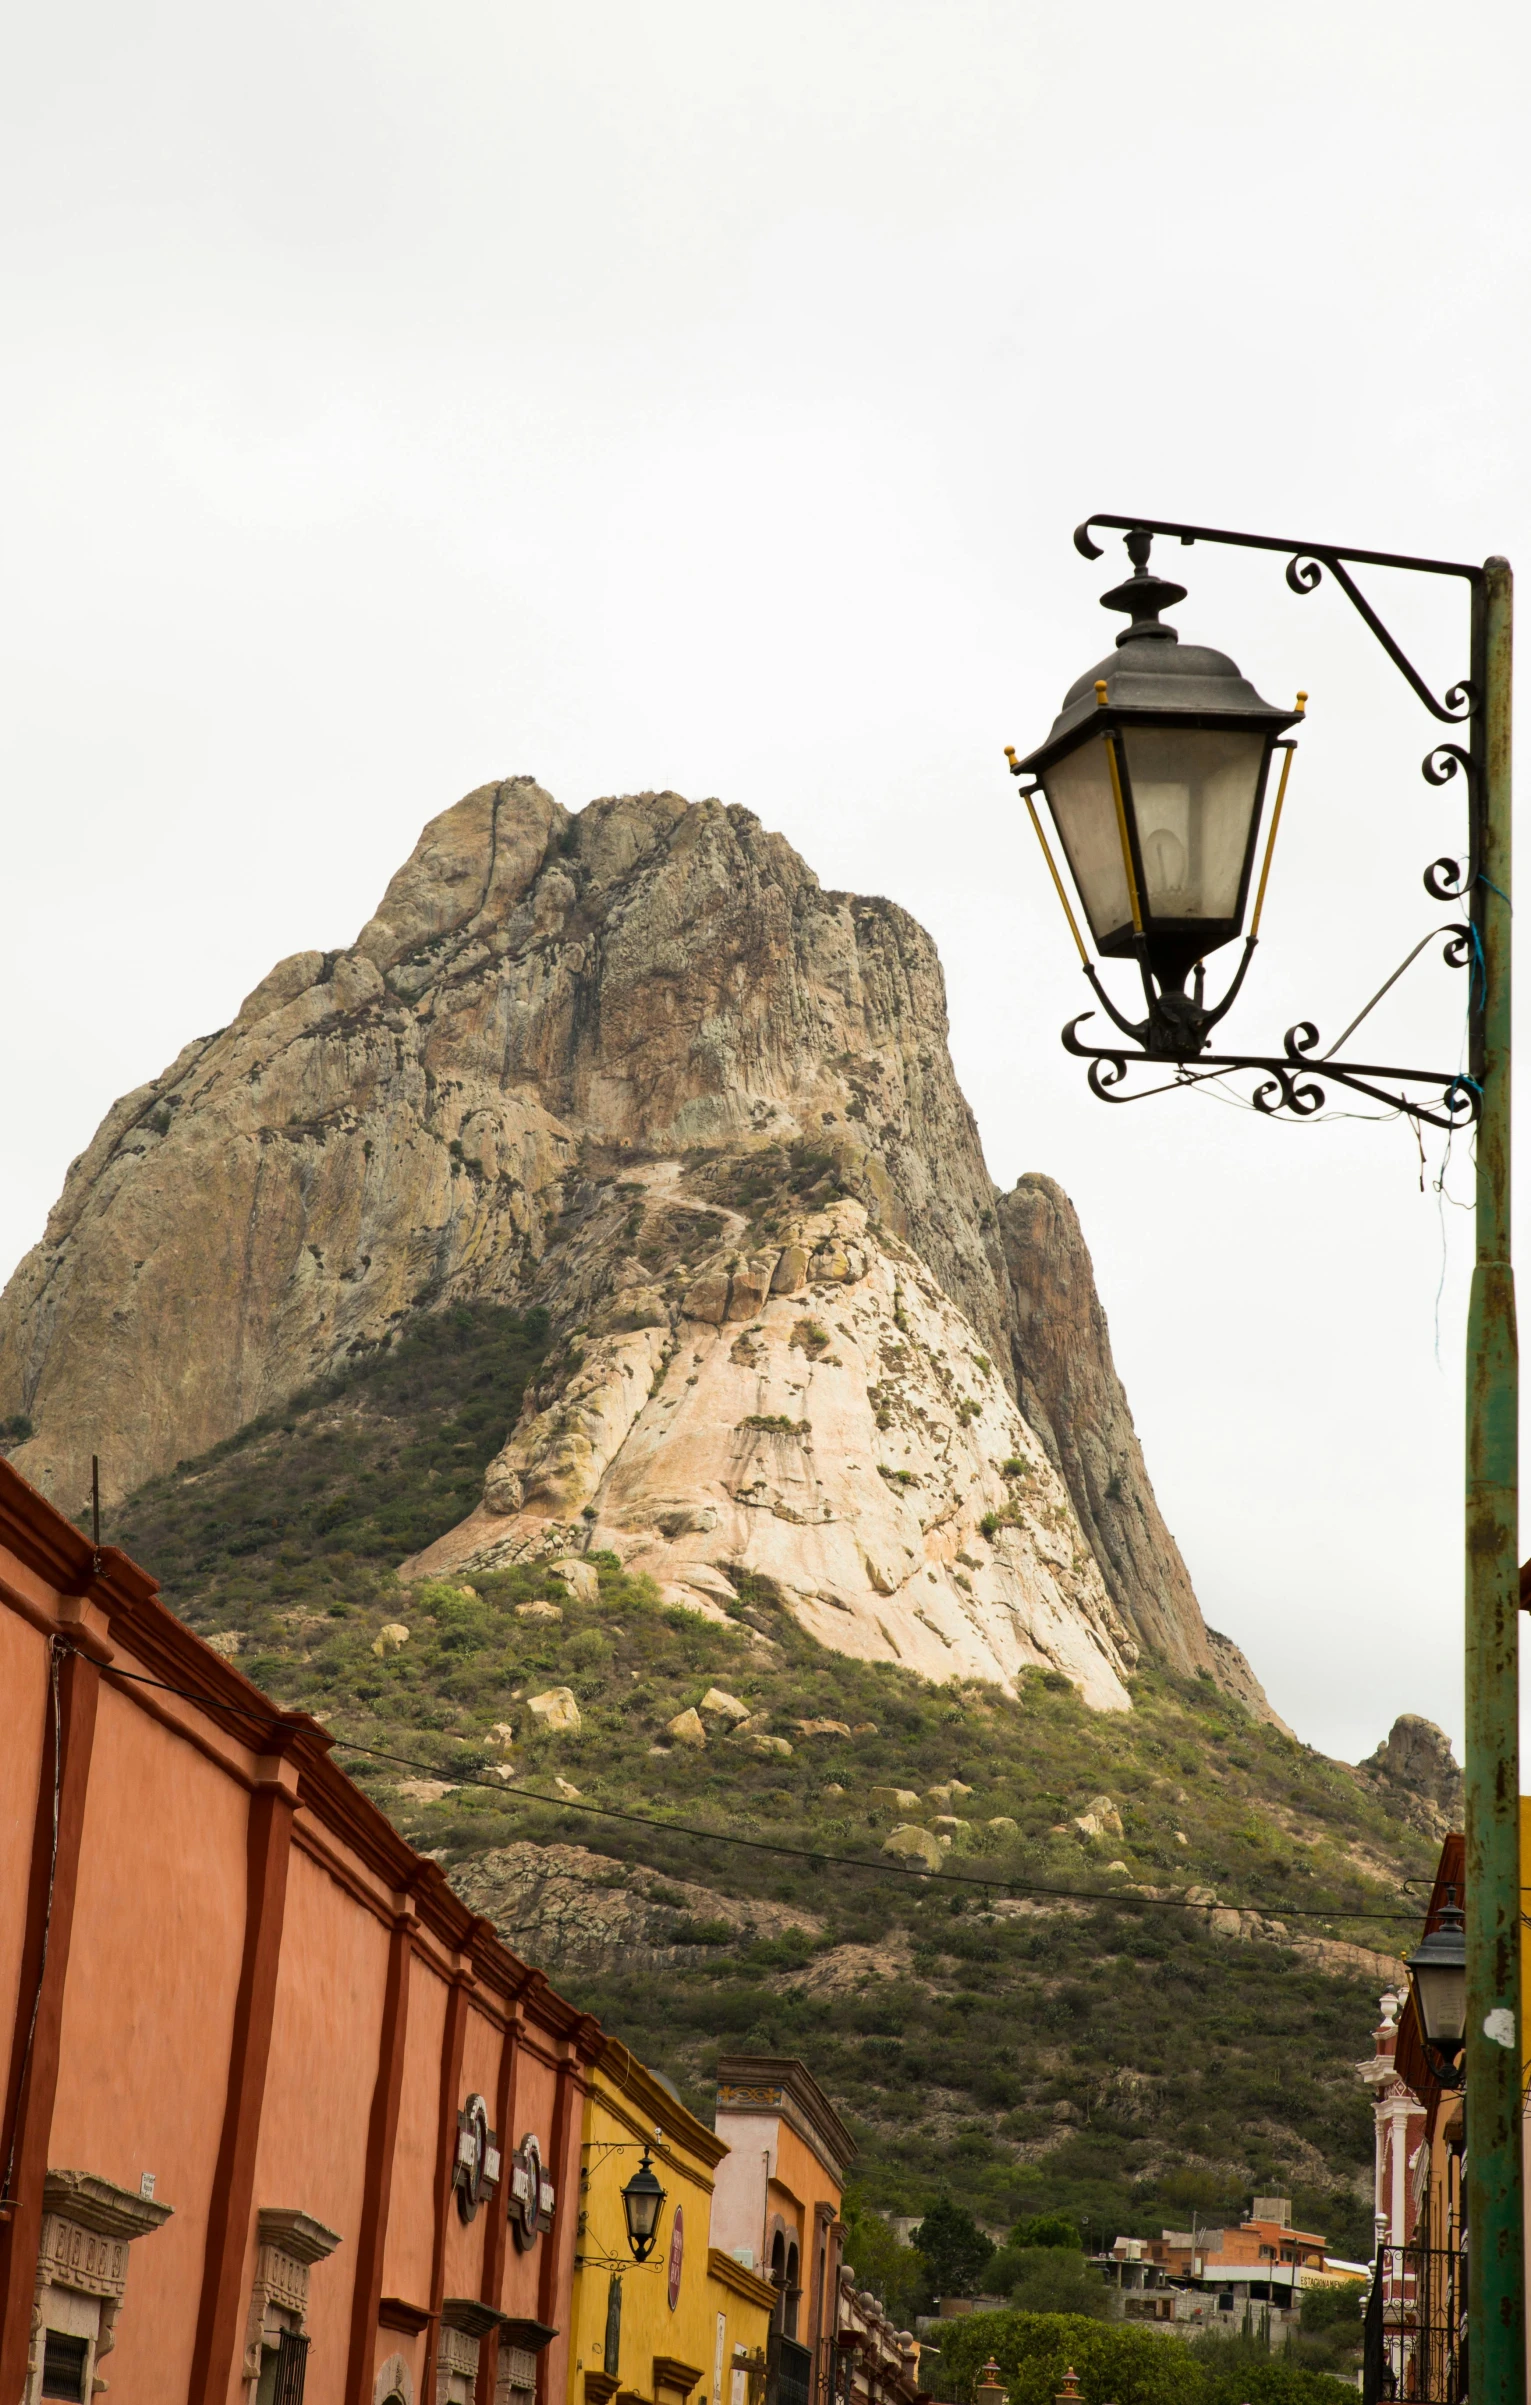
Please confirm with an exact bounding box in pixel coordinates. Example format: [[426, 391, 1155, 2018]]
[[726, 1254, 780, 1319], [931, 1815, 974, 1851], [733, 1732, 794, 1758], [553, 1775, 583, 1798], [666, 1707, 708, 1748], [487, 1722, 516, 1749], [732, 1713, 775, 1736], [793, 1718, 852, 1738], [700, 1688, 751, 1723], [987, 1816, 1019, 1836], [770, 1245, 810, 1295], [397, 1777, 454, 1803], [882, 1823, 944, 1873], [1073, 1794, 1124, 1841], [681, 1270, 731, 1324], [527, 1687, 582, 1733], [548, 1558, 600, 1607], [203, 1630, 243, 1660], [927, 1780, 974, 1805], [871, 1786, 923, 1812], [516, 1600, 564, 1622], [372, 1622, 410, 1656]]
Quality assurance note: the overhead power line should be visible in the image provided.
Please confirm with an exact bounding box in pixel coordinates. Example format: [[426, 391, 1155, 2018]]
[[89, 1654, 1422, 1934]]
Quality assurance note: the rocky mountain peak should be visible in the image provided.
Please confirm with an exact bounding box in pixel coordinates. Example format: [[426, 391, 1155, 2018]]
[[0, 775, 1270, 1716], [1360, 1713, 1464, 1837]]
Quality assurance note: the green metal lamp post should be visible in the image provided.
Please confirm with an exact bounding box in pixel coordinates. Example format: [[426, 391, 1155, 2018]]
[[1008, 516, 1518, 2405]]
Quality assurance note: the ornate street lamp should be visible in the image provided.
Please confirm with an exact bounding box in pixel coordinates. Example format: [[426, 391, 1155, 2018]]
[[1407, 1891, 1468, 2090], [620, 2150, 667, 2263], [1007, 520, 1487, 1128], [1005, 513, 1516, 2405], [1009, 530, 1303, 1058]]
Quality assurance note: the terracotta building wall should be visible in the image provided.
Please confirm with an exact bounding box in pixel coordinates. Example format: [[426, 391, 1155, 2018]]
[[385, 1955, 450, 2311], [0, 1458, 603, 2405], [0, 1603, 49, 2100], [46, 1676, 250, 2399]]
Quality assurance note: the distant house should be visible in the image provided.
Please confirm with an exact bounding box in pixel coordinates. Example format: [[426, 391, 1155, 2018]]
[[1095, 2200, 1356, 2347]]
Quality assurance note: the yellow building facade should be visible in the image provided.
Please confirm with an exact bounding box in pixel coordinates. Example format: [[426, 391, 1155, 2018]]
[[571, 2038, 776, 2405]]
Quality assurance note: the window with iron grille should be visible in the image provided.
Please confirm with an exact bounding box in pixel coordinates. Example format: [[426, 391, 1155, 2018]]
[[273, 2329, 310, 2405], [41, 2333, 89, 2402]]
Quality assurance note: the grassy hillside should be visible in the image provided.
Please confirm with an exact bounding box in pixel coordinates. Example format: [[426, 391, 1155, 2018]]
[[107, 1303, 1429, 2267]]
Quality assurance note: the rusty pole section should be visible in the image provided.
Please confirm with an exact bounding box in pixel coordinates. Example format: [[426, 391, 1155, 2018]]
[[1465, 553, 1521, 2405]]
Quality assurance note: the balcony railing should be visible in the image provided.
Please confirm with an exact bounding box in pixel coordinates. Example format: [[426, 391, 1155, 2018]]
[[1364, 2245, 1465, 2405]]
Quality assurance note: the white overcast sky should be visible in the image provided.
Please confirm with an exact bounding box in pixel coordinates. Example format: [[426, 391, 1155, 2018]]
[[5, 0, 1528, 1763]]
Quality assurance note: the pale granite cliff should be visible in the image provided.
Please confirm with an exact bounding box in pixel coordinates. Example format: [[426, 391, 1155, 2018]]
[[0, 775, 1270, 1715]]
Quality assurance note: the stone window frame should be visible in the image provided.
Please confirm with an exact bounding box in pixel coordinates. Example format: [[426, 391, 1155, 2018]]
[[27, 2169, 172, 2405], [374, 2353, 415, 2405], [243, 2208, 343, 2394]]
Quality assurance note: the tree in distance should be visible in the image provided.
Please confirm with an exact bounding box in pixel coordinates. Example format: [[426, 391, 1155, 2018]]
[[914, 2199, 996, 2299]]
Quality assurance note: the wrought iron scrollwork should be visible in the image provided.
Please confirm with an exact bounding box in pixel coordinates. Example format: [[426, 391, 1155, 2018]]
[[1072, 512, 1480, 720], [1062, 1013, 1477, 1132], [1282, 550, 1474, 723], [1422, 748, 1479, 901], [1425, 858, 1471, 902], [1424, 743, 1475, 788]]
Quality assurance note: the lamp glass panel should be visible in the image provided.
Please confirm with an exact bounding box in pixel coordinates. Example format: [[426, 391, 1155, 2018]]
[[625, 2173, 663, 2242], [1413, 1961, 1467, 2047], [1041, 738, 1133, 946], [1120, 726, 1268, 924]]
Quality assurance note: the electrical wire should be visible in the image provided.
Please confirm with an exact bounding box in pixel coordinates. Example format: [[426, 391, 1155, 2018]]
[[91, 1654, 1422, 1931]]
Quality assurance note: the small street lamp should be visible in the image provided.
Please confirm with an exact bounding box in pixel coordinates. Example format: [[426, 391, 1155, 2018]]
[[1407, 1891, 1468, 2091], [1006, 512, 1517, 2405], [620, 2150, 667, 2264]]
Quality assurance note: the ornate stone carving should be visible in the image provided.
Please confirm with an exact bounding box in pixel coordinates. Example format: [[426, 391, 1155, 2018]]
[[242, 2207, 342, 2384], [436, 2318, 482, 2405], [374, 2355, 414, 2405], [496, 2312, 558, 2405], [29, 2171, 172, 2400]]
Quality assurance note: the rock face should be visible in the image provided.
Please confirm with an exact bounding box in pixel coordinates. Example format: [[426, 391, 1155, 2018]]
[[450, 1841, 820, 1973], [405, 1192, 1140, 1708], [0, 775, 1271, 1716], [1361, 1714, 1464, 1837], [1000, 1174, 1209, 1679]]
